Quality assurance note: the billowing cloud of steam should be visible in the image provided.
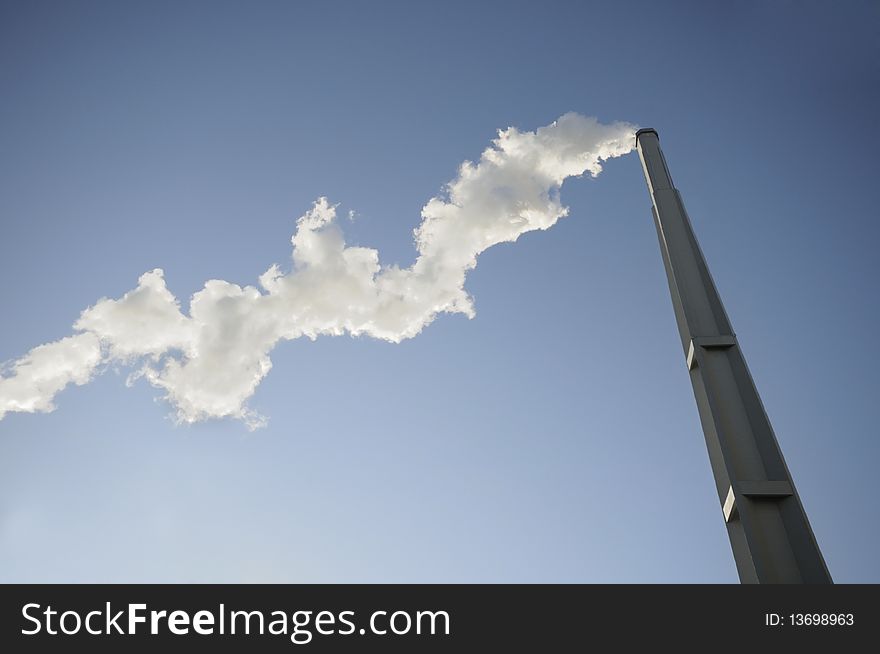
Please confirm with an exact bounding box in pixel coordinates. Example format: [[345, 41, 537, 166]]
[[0, 113, 637, 428]]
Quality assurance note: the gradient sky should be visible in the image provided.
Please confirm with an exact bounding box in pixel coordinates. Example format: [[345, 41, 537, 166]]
[[1, 0, 878, 582]]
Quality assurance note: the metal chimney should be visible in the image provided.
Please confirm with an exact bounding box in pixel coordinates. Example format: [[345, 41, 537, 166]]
[[635, 128, 832, 583]]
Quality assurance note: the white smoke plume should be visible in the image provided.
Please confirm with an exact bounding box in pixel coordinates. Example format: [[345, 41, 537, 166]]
[[0, 113, 637, 428]]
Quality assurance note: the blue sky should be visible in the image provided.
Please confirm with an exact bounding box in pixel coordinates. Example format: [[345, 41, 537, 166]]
[[1, 0, 878, 582]]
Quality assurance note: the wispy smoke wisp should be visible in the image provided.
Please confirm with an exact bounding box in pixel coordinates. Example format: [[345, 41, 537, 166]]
[[0, 113, 637, 428]]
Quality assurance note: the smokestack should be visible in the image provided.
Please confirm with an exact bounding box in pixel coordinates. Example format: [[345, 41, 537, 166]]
[[635, 128, 832, 583]]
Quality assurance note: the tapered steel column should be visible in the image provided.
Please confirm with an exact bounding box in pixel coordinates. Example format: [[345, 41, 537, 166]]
[[635, 129, 831, 583]]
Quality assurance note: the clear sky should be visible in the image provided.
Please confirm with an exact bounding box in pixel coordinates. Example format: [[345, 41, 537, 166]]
[[1, 0, 878, 582]]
